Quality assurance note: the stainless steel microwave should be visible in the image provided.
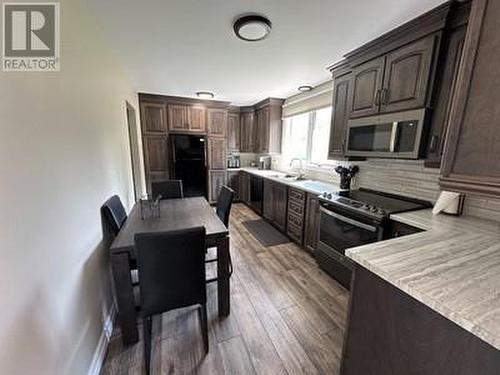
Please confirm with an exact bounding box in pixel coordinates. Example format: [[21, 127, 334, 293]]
[[345, 109, 427, 159]]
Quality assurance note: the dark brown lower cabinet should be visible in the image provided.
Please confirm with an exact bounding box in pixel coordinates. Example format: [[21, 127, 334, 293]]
[[263, 179, 288, 232], [207, 137, 226, 170], [341, 265, 500, 375], [286, 188, 306, 245], [239, 171, 250, 205], [263, 180, 274, 221], [143, 135, 169, 194], [226, 170, 240, 201], [208, 170, 226, 204], [304, 193, 320, 253]]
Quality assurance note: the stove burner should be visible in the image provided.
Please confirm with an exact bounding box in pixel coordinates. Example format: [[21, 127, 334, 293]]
[[319, 188, 428, 219]]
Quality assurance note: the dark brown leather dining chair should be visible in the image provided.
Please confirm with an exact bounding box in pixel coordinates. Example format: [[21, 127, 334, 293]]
[[151, 179, 184, 200], [135, 227, 208, 375], [101, 195, 127, 236]]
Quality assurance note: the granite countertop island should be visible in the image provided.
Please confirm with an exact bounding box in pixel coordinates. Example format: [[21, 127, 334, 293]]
[[346, 208, 500, 351]]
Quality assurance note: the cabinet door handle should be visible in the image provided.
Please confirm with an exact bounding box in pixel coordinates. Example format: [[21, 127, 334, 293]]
[[375, 89, 381, 106], [429, 135, 439, 152]]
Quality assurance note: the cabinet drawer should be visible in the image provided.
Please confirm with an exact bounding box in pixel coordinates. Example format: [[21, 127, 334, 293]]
[[287, 220, 303, 244], [287, 212, 303, 228], [289, 188, 305, 202], [288, 199, 305, 216]]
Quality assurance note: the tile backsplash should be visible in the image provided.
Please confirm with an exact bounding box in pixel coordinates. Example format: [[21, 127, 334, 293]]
[[268, 154, 500, 222], [239, 153, 259, 167]]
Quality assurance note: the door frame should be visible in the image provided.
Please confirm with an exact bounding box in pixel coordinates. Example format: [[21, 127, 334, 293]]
[[126, 101, 142, 201]]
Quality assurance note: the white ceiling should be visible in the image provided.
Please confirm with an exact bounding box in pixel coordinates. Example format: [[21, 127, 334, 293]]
[[86, 0, 446, 106]]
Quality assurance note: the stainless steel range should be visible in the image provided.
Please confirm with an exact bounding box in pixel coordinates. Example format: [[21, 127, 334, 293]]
[[316, 188, 430, 289]]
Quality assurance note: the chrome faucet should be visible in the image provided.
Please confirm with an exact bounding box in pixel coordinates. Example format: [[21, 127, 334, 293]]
[[289, 158, 305, 180]]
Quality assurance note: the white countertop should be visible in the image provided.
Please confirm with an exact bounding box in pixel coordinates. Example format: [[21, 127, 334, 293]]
[[346, 209, 500, 351], [239, 167, 340, 195]]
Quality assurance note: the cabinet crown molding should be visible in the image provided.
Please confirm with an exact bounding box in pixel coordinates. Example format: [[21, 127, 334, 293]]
[[138, 92, 231, 108]]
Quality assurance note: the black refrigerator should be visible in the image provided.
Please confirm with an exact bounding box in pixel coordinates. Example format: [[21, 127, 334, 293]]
[[171, 134, 207, 197]]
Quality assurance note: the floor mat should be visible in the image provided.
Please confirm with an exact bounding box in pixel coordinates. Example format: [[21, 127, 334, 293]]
[[242, 219, 291, 247]]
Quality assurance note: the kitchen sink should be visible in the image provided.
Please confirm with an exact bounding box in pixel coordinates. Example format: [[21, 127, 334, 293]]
[[275, 174, 308, 181], [292, 180, 336, 193]]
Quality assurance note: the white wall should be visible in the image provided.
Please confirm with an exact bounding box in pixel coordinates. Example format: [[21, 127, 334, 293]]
[[0, 0, 142, 374]]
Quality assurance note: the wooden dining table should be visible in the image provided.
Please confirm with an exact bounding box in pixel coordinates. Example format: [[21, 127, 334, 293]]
[[109, 197, 230, 345]]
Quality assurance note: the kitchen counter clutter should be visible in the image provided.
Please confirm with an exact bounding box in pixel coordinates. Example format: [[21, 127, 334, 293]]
[[346, 208, 500, 351]]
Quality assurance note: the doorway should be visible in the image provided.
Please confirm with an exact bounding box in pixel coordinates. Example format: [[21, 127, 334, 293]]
[[126, 102, 142, 201]]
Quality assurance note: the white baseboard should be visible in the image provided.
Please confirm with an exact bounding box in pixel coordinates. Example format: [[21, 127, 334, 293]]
[[88, 302, 117, 375]]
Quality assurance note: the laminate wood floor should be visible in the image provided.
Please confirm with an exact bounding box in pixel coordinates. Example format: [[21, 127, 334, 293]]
[[101, 203, 349, 375]]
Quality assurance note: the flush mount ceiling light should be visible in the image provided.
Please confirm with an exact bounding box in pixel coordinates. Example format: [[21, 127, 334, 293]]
[[196, 91, 215, 99], [233, 14, 272, 42], [298, 85, 313, 92]]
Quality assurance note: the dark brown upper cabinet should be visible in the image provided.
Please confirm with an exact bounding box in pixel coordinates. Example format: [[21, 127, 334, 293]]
[[168, 104, 189, 132], [329, 70, 352, 159], [240, 110, 255, 153], [227, 111, 240, 152], [349, 35, 436, 119], [326, 2, 474, 163], [425, 26, 467, 168], [440, 0, 500, 197], [381, 35, 436, 113], [349, 57, 385, 118], [188, 105, 206, 133], [208, 137, 226, 170], [424, 0, 471, 168], [255, 107, 271, 153], [254, 98, 284, 154], [141, 102, 167, 135], [169, 104, 206, 133], [207, 108, 227, 137]]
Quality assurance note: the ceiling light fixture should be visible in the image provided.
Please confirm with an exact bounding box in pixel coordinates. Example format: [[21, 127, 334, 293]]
[[233, 14, 272, 42], [298, 85, 313, 92], [196, 91, 214, 99]]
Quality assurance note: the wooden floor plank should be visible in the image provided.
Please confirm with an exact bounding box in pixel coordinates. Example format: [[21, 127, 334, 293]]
[[280, 305, 342, 374], [231, 289, 288, 375], [236, 260, 320, 374], [259, 251, 339, 335], [101, 203, 347, 375], [218, 336, 256, 375]]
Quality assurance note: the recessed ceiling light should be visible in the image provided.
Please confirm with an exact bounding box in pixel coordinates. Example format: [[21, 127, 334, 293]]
[[196, 91, 214, 99], [298, 85, 313, 92], [233, 15, 272, 42]]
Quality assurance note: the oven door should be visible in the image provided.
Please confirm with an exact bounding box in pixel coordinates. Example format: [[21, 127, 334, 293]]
[[318, 206, 383, 255]]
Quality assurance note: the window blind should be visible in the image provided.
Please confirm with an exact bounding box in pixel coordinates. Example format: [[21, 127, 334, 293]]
[[282, 80, 333, 118]]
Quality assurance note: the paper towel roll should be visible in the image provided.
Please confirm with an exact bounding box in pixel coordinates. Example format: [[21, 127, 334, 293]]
[[432, 191, 464, 216]]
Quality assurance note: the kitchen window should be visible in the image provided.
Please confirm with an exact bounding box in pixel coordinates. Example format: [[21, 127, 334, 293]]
[[282, 106, 332, 165]]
